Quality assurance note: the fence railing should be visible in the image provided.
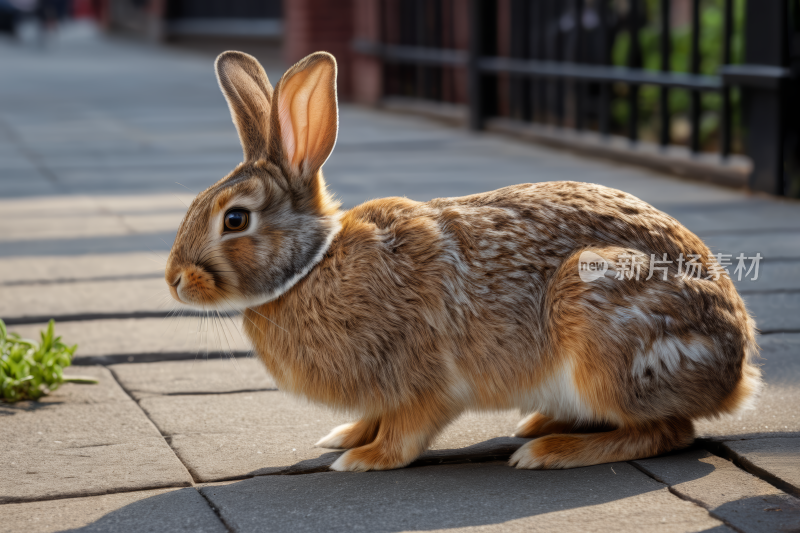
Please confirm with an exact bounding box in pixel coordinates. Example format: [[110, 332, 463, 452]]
[[354, 0, 798, 197]]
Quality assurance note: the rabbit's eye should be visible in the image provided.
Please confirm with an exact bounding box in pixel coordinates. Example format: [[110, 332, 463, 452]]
[[224, 209, 249, 232]]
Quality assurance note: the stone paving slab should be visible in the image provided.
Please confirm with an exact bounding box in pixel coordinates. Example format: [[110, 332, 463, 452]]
[[740, 292, 800, 333], [716, 438, 800, 496], [138, 391, 348, 481], [0, 231, 176, 258], [732, 261, 800, 293], [756, 333, 800, 384], [703, 232, 800, 260], [10, 318, 250, 364], [135, 389, 523, 481], [0, 193, 190, 218], [199, 461, 729, 532], [0, 253, 163, 284], [0, 487, 226, 533], [0, 366, 192, 504], [111, 359, 274, 397], [1, 278, 170, 323], [658, 202, 800, 236], [634, 449, 800, 532], [0, 213, 135, 243]]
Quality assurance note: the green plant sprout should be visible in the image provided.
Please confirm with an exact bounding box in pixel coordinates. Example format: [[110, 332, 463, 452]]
[[0, 319, 96, 402]]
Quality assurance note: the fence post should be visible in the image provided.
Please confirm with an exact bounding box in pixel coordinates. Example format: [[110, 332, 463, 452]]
[[741, 0, 790, 195], [468, 0, 484, 130]]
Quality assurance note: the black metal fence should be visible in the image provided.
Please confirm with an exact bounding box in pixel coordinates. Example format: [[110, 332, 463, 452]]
[[355, 0, 799, 197]]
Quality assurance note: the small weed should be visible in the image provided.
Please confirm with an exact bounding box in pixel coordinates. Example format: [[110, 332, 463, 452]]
[[0, 319, 95, 402]]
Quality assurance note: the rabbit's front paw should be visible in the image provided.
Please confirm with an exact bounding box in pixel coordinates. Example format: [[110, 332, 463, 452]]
[[509, 439, 549, 469], [315, 419, 380, 450], [330, 449, 374, 472], [329, 440, 414, 472], [510, 436, 583, 469]]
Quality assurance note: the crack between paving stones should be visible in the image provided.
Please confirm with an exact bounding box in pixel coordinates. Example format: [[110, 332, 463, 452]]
[[757, 329, 800, 335], [627, 460, 747, 533], [195, 488, 235, 533], [701, 432, 800, 442], [699, 439, 800, 498], [0, 482, 192, 506], [73, 351, 253, 366], [695, 227, 800, 237], [739, 287, 800, 296], [107, 366, 199, 485], [2, 311, 239, 327], [1, 272, 165, 287], [155, 388, 279, 396]]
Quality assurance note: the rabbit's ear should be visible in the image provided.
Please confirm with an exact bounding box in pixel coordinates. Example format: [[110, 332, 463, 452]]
[[271, 52, 338, 177], [215, 51, 274, 161]]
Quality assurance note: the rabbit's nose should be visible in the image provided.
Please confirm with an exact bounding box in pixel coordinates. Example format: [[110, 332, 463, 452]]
[[168, 274, 184, 303]]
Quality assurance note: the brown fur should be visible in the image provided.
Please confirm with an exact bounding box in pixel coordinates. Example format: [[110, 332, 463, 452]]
[[166, 51, 762, 472]]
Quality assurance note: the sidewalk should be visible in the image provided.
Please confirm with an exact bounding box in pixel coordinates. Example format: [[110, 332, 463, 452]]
[[1, 23, 799, 532]]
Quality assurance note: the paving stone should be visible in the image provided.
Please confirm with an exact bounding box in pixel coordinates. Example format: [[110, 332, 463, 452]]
[[703, 232, 800, 260], [732, 261, 800, 293], [0, 212, 182, 243], [661, 202, 800, 236], [718, 438, 800, 496], [9, 318, 250, 364], [138, 390, 523, 481], [111, 358, 274, 398], [634, 449, 800, 533], [0, 213, 133, 243], [0, 231, 176, 257], [1, 278, 170, 322], [199, 462, 728, 532], [0, 252, 163, 284], [0, 487, 226, 533], [741, 292, 800, 333], [139, 391, 349, 481], [0, 366, 192, 503], [757, 333, 800, 384]]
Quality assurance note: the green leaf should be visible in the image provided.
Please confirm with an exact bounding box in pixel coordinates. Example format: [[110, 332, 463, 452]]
[[1, 320, 87, 403]]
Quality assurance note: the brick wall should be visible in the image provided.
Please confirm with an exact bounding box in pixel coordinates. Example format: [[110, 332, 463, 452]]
[[283, 0, 354, 100]]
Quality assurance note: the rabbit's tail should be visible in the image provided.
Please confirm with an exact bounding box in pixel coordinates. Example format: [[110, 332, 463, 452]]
[[509, 417, 694, 469], [716, 328, 763, 416]]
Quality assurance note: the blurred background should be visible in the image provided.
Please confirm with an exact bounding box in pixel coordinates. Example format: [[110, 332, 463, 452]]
[[1, 0, 797, 195]]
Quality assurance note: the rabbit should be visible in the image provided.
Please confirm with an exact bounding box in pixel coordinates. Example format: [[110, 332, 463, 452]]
[[165, 50, 761, 472]]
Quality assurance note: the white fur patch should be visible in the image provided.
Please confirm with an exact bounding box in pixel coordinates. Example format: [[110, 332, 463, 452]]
[[632, 334, 713, 379], [521, 359, 596, 423]]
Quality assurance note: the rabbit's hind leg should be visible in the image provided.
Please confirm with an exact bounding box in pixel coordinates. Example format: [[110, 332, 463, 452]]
[[514, 412, 613, 438], [315, 418, 381, 450], [330, 400, 457, 472], [509, 417, 693, 469]]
